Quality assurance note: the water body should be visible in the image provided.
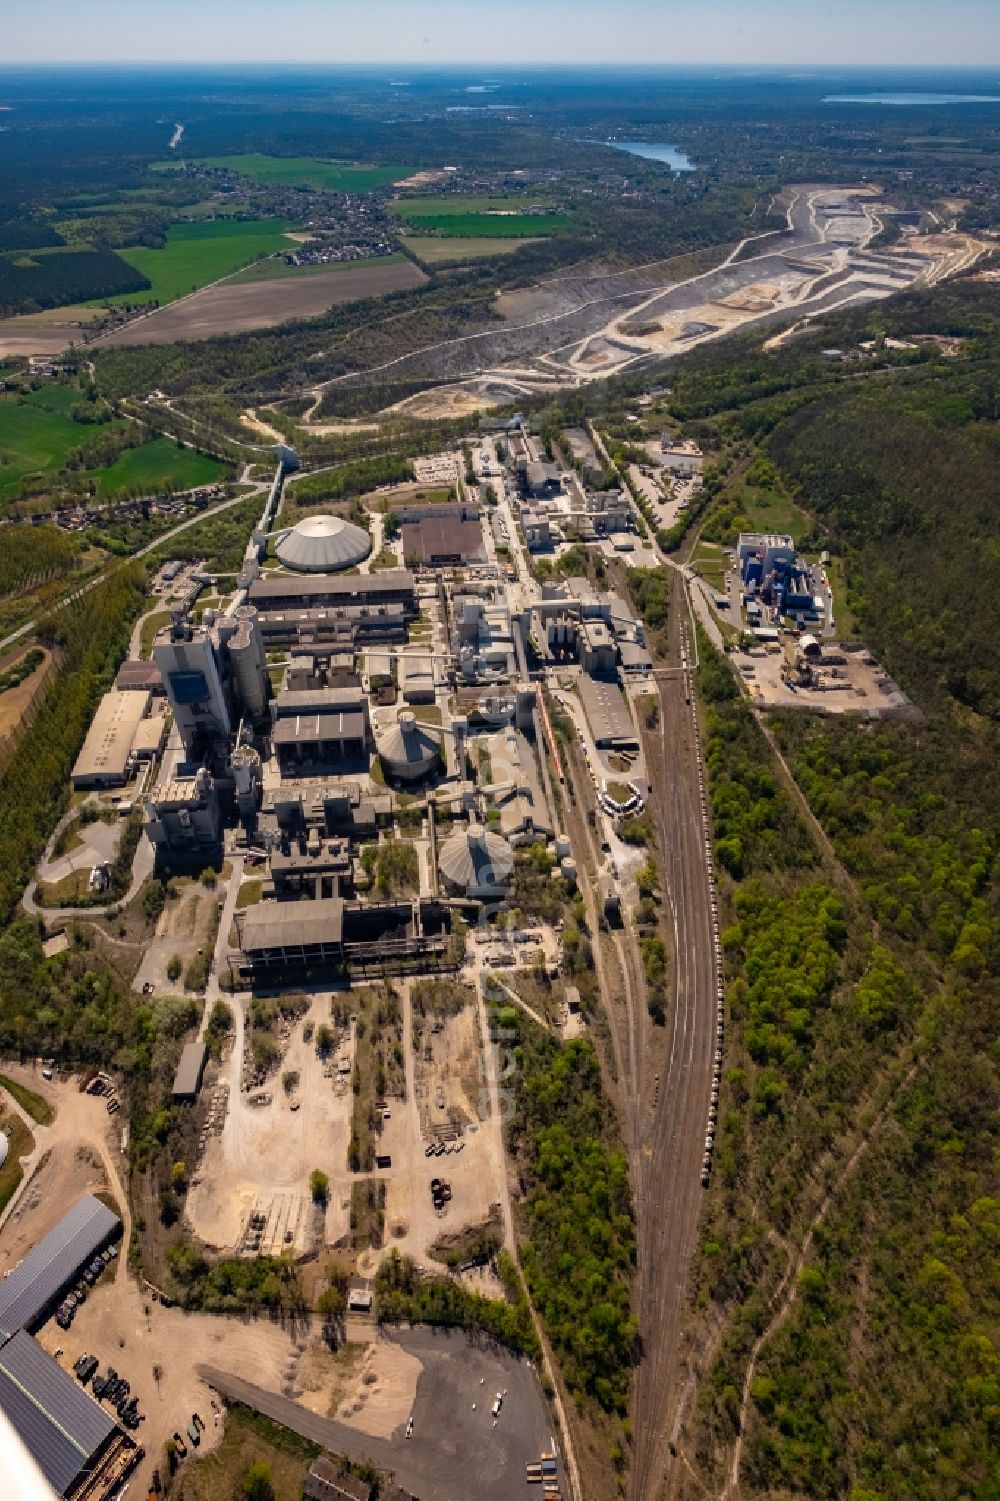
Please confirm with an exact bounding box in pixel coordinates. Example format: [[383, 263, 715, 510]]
[[601, 140, 696, 172], [826, 93, 1000, 105]]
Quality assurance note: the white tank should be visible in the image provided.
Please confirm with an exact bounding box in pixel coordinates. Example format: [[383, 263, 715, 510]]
[[560, 857, 578, 886]]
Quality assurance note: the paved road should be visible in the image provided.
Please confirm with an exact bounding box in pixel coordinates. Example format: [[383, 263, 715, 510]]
[[200, 1324, 562, 1501]]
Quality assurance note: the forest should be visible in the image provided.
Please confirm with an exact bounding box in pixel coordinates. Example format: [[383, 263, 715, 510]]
[[0, 248, 150, 317], [507, 1019, 637, 1414], [677, 276, 1000, 1501]]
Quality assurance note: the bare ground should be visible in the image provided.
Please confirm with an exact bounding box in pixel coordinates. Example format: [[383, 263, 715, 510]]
[[98, 263, 428, 347]]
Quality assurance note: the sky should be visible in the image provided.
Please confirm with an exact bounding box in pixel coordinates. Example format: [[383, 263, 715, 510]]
[[3, 0, 999, 68]]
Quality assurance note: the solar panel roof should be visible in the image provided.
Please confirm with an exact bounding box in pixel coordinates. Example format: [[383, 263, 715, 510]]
[[0, 1329, 116, 1495], [0, 1194, 120, 1341]]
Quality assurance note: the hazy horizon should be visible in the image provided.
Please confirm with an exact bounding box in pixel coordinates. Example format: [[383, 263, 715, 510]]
[[3, 0, 998, 69]]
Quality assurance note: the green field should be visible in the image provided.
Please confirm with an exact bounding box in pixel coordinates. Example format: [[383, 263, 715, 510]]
[[185, 155, 413, 193], [230, 251, 407, 284], [86, 438, 227, 499], [402, 235, 541, 263], [394, 205, 570, 238], [110, 218, 295, 305], [394, 194, 571, 238], [395, 194, 556, 215], [0, 387, 119, 502]]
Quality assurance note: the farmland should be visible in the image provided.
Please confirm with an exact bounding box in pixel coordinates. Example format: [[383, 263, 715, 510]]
[[0, 385, 119, 502], [393, 195, 572, 237], [393, 200, 571, 238], [230, 251, 408, 284], [84, 437, 227, 499], [110, 218, 296, 305], [192, 154, 413, 192], [99, 259, 428, 346]]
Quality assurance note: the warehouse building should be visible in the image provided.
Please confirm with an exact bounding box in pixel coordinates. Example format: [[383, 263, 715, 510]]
[[0, 1329, 127, 1498], [578, 674, 638, 750], [171, 1041, 208, 1102], [400, 506, 484, 566], [0, 1194, 121, 1343], [236, 897, 346, 970], [71, 690, 150, 789]]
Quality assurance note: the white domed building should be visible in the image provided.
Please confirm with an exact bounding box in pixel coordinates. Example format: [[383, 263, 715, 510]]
[[377, 712, 443, 783], [439, 822, 514, 898], [274, 513, 371, 572]]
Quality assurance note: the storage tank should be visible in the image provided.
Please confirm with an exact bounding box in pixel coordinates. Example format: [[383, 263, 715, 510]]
[[228, 606, 268, 718], [554, 834, 571, 859], [560, 857, 578, 887], [377, 712, 442, 783]]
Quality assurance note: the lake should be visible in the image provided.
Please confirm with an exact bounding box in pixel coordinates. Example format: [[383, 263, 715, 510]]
[[601, 140, 696, 172], [825, 93, 1000, 105]]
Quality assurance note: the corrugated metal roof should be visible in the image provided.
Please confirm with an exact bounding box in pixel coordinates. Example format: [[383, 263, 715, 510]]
[[0, 1329, 116, 1495], [0, 1195, 120, 1342], [171, 1042, 207, 1099], [241, 898, 345, 953]]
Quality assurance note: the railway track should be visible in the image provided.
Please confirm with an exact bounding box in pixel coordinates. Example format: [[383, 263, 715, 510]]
[[630, 591, 719, 1501], [549, 586, 717, 1500]]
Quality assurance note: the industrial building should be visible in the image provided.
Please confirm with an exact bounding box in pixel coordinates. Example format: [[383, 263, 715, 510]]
[[0, 1196, 136, 1499], [113, 659, 163, 694], [400, 505, 485, 566], [399, 656, 436, 704], [376, 712, 443, 782], [578, 674, 638, 750], [660, 436, 704, 476], [438, 822, 514, 897], [579, 620, 617, 675], [482, 727, 553, 845], [737, 532, 797, 586], [247, 571, 416, 614], [271, 686, 370, 774], [0, 1195, 121, 1342], [273, 513, 372, 573], [171, 1041, 208, 1101], [144, 765, 222, 864], [0, 1330, 126, 1499], [70, 690, 151, 789]]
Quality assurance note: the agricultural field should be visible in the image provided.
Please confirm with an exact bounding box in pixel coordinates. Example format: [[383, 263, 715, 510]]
[[229, 251, 408, 284], [0, 385, 119, 502], [189, 154, 413, 192], [393, 195, 572, 237], [402, 236, 540, 263], [84, 437, 228, 499], [109, 218, 296, 305]]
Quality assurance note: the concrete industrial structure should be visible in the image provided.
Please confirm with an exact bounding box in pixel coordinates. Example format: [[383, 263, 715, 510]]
[[376, 712, 443, 782], [273, 513, 372, 573], [660, 436, 704, 476], [144, 765, 222, 864], [247, 571, 416, 614], [438, 822, 515, 897]]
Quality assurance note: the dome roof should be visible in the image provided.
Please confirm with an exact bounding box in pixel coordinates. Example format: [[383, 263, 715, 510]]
[[275, 513, 371, 572], [377, 712, 442, 780], [439, 821, 514, 893]]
